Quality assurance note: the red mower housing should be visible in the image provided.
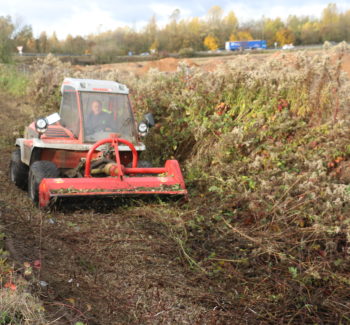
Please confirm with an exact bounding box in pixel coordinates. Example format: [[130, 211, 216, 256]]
[[10, 78, 187, 207]]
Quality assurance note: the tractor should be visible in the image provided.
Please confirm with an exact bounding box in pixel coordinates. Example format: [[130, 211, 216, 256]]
[[10, 78, 187, 207]]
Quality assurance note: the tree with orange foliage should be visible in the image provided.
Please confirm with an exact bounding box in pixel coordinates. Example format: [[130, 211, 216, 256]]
[[275, 28, 295, 45], [204, 35, 219, 51]]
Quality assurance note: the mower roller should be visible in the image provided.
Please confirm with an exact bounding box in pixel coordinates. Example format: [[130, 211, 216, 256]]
[[10, 78, 187, 208]]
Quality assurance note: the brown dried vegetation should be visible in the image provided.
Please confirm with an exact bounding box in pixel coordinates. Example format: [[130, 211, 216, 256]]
[[1, 47, 350, 324]]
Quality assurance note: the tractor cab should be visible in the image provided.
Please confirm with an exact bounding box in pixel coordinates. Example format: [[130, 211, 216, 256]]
[[59, 78, 140, 143], [25, 78, 151, 147]]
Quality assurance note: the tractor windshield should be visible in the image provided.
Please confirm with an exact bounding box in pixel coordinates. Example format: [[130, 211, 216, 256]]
[[81, 92, 137, 143]]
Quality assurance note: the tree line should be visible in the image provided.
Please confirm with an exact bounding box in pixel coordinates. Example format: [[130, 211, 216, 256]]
[[0, 3, 349, 62]]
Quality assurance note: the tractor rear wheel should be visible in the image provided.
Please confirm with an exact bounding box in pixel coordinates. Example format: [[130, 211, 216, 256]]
[[28, 161, 60, 203], [10, 149, 29, 190]]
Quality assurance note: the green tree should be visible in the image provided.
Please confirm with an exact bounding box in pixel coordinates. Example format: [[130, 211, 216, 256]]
[[38, 31, 49, 53], [145, 15, 158, 51], [206, 6, 224, 46], [150, 39, 159, 53], [63, 34, 74, 53], [13, 24, 33, 52], [178, 17, 204, 51], [42, 3, 349, 58], [300, 21, 321, 44], [207, 5, 224, 26], [223, 11, 238, 41], [286, 15, 310, 45], [230, 31, 254, 41], [339, 10, 350, 41], [263, 18, 284, 46], [161, 9, 183, 52], [0, 16, 15, 62], [26, 38, 37, 52], [48, 32, 61, 53], [320, 3, 341, 41]]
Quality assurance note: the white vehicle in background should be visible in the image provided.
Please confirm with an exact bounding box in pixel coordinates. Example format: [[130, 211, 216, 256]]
[[282, 44, 295, 50]]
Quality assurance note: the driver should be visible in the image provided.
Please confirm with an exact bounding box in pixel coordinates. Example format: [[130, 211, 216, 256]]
[[85, 100, 114, 134]]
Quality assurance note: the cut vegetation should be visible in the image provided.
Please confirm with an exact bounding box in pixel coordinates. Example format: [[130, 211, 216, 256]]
[[1, 45, 350, 324]]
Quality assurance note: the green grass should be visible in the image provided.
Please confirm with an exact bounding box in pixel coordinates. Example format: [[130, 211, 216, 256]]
[[0, 65, 29, 96]]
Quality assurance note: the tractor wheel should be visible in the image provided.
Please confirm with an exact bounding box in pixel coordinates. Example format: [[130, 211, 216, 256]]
[[28, 161, 60, 203], [10, 149, 29, 190]]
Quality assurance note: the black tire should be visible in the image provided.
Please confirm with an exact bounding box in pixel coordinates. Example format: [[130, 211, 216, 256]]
[[10, 149, 29, 190], [28, 161, 60, 203]]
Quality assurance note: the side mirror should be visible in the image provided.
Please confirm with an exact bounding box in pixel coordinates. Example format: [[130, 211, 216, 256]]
[[35, 113, 60, 134], [138, 113, 155, 137], [144, 113, 155, 127]]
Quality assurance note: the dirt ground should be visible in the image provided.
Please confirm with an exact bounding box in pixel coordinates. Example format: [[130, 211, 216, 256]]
[[0, 94, 237, 324], [76, 51, 350, 79]]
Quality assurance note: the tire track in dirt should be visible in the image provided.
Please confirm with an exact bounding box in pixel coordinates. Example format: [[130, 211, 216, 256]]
[[0, 94, 236, 324]]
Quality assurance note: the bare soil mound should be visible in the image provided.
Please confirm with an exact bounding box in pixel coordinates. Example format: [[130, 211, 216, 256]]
[[74, 58, 199, 76], [73, 50, 350, 79], [341, 52, 350, 78], [140, 58, 198, 74]]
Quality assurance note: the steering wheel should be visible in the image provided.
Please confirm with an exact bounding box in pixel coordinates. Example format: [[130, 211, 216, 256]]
[[84, 135, 138, 177]]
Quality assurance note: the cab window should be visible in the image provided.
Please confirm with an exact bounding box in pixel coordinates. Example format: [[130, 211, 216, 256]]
[[59, 86, 80, 137], [81, 92, 137, 143]]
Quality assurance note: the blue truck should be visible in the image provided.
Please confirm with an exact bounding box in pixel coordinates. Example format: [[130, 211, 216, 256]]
[[225, 40, 267, 51]]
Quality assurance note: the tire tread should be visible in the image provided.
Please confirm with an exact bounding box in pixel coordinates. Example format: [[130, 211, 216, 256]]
[[10, 149, 29, 189], [28, 161, 59, 203]]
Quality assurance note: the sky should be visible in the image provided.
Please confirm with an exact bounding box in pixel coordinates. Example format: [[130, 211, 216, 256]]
[[1, 0, 349, 39]]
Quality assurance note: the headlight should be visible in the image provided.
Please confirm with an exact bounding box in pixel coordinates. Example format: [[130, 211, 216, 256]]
[[35, 118, 48, 133], [138, 122, 148, 136]]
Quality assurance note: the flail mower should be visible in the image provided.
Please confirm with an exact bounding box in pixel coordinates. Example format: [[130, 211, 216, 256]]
[[10, 78, 187, 207]]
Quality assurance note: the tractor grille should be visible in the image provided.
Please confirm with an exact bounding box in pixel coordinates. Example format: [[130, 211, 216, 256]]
[[44, 128, 70, 138]]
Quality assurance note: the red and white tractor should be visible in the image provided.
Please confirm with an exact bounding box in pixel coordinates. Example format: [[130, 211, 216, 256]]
[[10, 78, 187, 207]]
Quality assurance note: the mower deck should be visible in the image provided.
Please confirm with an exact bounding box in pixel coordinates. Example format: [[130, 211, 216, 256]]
[[38, 160, 187, 207]]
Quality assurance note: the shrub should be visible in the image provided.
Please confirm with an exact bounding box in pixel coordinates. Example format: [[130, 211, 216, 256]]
[[29, 54, 71, 114], [4, 49, 350, 323], [178, 47, 195, 58], [0, 65, 29, 96]]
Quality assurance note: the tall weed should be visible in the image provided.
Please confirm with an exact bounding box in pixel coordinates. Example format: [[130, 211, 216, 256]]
[[0, 65, 29, 96], [23, 50, 350, 321]]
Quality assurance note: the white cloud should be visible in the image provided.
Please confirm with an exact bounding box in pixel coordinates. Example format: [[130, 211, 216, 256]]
[[225, 1, 350, 22], [33, 4, 129, 39], [1, 0, 349, 39], [269, 4, 326, 20], [149, 3, 191, 26]]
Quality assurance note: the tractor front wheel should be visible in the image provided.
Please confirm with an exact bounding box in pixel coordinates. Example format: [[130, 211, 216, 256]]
[[10, 149, 29, 190], [28, 161, 60, 203]]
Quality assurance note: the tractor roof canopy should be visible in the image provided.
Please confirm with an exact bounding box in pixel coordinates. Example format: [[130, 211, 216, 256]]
[[61, 78, 129, 95]]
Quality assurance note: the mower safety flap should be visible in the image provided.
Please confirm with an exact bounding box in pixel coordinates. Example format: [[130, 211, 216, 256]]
[[38, 160, 187, 207]]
